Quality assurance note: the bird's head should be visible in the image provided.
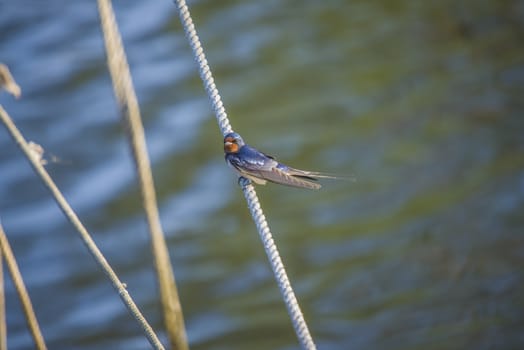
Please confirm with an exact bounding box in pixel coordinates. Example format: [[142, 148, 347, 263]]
[[223, 132, 244, 154]]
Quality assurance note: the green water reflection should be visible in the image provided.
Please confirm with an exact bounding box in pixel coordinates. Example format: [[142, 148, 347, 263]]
[[1, 0, 523, 349]]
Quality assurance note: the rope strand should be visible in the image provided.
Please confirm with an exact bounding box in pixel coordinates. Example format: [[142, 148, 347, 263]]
[[174, 0, 232, 136], [173, 1, 317, 348], [239, 178, 316, 349]]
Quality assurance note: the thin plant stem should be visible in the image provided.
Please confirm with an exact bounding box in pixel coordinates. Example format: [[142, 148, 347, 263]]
[[0, 246, 6, 350], [0, 222, 47, 350], [97, 1, 188, 349], [0, 104, 165, 350]]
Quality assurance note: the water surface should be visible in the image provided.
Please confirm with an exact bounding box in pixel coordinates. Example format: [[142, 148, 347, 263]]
[[1, 1, 523, 349]]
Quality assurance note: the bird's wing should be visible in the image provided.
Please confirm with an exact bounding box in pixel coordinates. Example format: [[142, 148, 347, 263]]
[[258, 166, 322, 189], [226, 153, 320, 189], [226, 146, 276, 172]]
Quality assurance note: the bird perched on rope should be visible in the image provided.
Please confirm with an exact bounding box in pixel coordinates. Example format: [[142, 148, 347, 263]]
[[223, 132, 345, 190]]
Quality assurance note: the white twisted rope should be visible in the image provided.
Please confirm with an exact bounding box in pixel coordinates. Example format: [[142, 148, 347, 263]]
[[239, 178, 316, 350], [173, 1, 316, 349], [174, 0, 232, 136]]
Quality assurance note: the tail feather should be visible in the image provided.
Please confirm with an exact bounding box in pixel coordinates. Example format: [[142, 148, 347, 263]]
[[287, 168, 356, 182]]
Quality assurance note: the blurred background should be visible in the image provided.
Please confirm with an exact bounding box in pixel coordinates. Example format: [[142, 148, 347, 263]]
[[1, 0, 523, 349]]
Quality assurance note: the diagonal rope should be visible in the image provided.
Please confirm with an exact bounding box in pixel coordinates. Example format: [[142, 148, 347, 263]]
[[97, 1, 188, 349], [173, 1, 317, 349], [239, 178, 317, 349], [173, 1, 232, 137]]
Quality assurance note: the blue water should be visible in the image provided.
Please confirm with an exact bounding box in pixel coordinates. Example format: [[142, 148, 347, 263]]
[[1, 1, 523, 349]]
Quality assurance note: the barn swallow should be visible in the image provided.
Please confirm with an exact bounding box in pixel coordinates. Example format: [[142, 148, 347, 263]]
[[224, 132, 342, 190]]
